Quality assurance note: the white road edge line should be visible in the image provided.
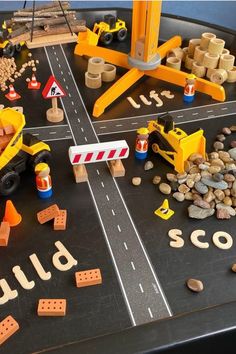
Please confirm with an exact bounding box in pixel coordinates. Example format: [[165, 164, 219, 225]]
[[131, 261, 136, 270], [148, 307, 153, 318], [139, 283, 144, 293], [124, 242, 128, 250]]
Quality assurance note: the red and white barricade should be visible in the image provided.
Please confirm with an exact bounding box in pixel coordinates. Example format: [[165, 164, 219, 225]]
[[69, 140, 129, 165]]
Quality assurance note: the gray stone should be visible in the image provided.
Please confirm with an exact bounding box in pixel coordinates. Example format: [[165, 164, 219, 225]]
[[170, 181, 179, 192], [144, 160, 154, 171], [215, 203, 236, 216], [201, 177, 228, 190], [188, 205, 215, 219], [228, 148, 236, 160], [195, 181, 209, 194], [212, 173, 224, 182]]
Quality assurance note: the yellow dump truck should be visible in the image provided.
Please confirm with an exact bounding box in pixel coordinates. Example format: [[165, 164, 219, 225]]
[[0, 22, 24, 57], [0, 108, 51, 195], [78, 14, 127, 46], [148, 113, 206, 173]]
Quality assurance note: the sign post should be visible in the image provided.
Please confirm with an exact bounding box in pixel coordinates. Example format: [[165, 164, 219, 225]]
[[42, 75, 66, 123]]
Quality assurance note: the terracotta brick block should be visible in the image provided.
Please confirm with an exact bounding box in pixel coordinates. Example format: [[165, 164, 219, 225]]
[[37, 204, 60, 224], [37, 299, 66, 316], [0, 315, 19, 345], [0, 134, 13, 150], [0, 128, 4, 136], [0, 222, 10, 247], [3, 124, 15, 135], [75, 268, 102, 288], [53, 210, 67, 230]]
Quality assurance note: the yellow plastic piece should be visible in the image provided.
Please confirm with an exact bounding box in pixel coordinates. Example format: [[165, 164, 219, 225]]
[[21, 141, 50, 156], [187, 73, 196, 80], [154, 199, 174, 220], [35, 162, 49, 174], [78, 29, 99, 46], [148, 118, 206, 173], [93, 68, 144, 117], [93, 18, 127, 36], [156, 35, 182, 59]]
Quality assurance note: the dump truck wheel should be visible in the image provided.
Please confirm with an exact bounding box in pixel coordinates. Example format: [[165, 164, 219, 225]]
[[3, 43, 15, 58], [100, 32, 113, 45], [117, 28, 127, 42], [0, 171, 20, 196], [15, 44, 22, 53], [30, 150, 51, 169]]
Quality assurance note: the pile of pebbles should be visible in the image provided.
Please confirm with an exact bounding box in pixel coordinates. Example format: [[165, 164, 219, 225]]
[[157, 125, 236, 219], [0, 53, 39, 92]]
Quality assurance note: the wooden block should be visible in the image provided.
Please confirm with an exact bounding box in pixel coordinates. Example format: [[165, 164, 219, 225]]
[[37, 299, 66, 316], [73, 164, 88, 183], [0, 222, 10, 246], [0, 134, 14, 150], [26, 33, 77, 49], [37, 204, 60, 224], [0, 315, 19, 345], [75, 268, 102, 288], [54, 210, 67, 230], [108, 159, 125, 177], [0, 128, 4, 136], [3, 124, 15, 135]]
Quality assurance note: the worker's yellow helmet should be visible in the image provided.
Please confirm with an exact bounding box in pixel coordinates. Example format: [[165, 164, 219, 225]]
[[187, 74, 196, 80], [137, 127, 149, 135], [35, 162, 49, 174]]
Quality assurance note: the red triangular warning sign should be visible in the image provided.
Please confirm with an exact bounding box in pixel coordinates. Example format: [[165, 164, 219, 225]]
[[42, 75, 66, 99]]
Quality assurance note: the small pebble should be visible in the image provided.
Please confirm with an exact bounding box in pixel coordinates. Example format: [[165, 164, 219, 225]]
[[28, 52, 32, 57], [209, 152, 219, 159], [216, 208, 231, 219], [213, 141, 224, 151], [189, 153, 203, 162], [188, 205, 215, 219], [224, 174, 235, 183], [185, 192, 193, 200], [212, 173, 223, 182], [132, 177, 141, 186], [170, 181, 179, 192], [166, 173, 177, 182], [159, 183, 171, 195], [208, 165, 221, 174], [198, 163, 209, 171], [222, 127, 231, 135], [178, 184, 190, 194], [193, 199, 210, 209], [186, 178, 195, 188], [230, 126, 236, 132], [203, 191, 215, 203], [144, 161, 154, 171], [195, 181, 209, 194], [214, 189, 225, 201], [152, 175, 161, 185], [201, 177, 228, 190], [216, 134, 226, 142], [228, 148, 236, 161], [231, 264, 236, 272], [230, 141, 236, 148], [186, 278, 204, 293], [223, 196, 232, 206], [173, 192, 185, 202], [216, 203, 236, 216]]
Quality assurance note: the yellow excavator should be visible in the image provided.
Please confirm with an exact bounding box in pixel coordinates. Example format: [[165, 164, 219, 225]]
[[78, 14, 127, 46], [0, 108, 51, 195], [148, 113, 206, 173]]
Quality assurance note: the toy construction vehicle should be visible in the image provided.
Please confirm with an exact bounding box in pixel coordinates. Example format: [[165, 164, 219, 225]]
[[78, 14, 127, 46], [148, 113, 206, 173], [0, 22, 24, 57], [0, 108, 51, 195]]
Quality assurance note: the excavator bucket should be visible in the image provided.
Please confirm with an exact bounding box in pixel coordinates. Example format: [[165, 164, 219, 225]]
[[77, 28, 99, 47]]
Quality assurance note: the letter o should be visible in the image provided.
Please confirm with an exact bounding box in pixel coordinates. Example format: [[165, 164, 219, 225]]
[[212, 231, 233, 250]]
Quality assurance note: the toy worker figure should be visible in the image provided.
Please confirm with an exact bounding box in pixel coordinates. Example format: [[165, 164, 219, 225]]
[[35, 163, 52, 199], [183, 74, 196, 103], [135, 127, 149, 159]]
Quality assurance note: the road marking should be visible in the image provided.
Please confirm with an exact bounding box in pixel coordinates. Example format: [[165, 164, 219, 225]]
[[71, 101, 74, 106], [84, 136, 88, 142], [124, 242, 128, 250], [111, 209, 115, 216], [56, 57, 59, 62], [152, 283, 159, 294], [77, 118, 80, 123], [67, 130, 71, 133], [208, 114, 215, 118], [32, 133, 39, 136], [99, 126, 107, 129], [49, 131, 56, 134], [96, 169, 100, 176], [52, 46, 54, 49], [63, 77, 66, 82], [207, 110, 213, 113], [61, 70, 64, 75], [117, 225, 121, 232], [177, 115, 183, 118], [221, 107, 228, 110], [116, 124, 123, 127], [43, 137, 72, 142], [24, 124, 68, 130], [58, 63, 61, 68], [131, 122, 138, 125], [68, 93, 71, 97], [192, 112, 198, 115], [106, 194, 110, 201], [148, 307, 153, 319], [74, 109, 77, 114], [101, 181, 104, 188], [54, 51, 56, 55], [66, 85, 69, 90], [131, 262, 136, 270], [81, 127, 84, 132], [139, 283, 144, 293]]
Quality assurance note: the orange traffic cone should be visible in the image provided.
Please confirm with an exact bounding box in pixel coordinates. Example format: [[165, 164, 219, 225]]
[[5, 85, 21, 101], [28, 73, 41, 90], [3, 200, 22, 227]]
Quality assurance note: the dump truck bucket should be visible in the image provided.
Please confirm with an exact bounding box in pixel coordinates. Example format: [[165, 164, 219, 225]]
[[175, 129, 206, 173], [77, 28, 99, 46]]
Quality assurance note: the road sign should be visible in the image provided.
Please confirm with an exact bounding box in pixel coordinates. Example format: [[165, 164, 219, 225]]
[[42, 75, 66, 99], [69, 140, 129, 165]]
